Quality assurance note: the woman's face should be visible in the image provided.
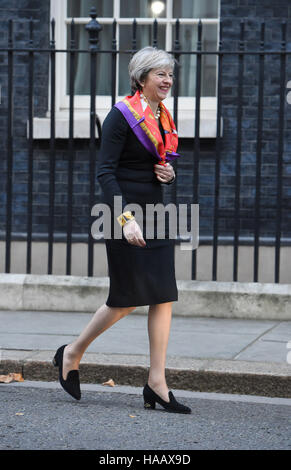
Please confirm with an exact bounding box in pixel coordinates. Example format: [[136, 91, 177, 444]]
[[140, 67, 173, 102]]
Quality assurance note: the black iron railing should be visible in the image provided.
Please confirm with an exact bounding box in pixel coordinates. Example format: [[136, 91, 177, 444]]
[[0, 7, 290, 282]]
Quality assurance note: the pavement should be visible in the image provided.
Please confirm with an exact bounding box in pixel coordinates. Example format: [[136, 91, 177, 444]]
[[1, 309, 291, 398]]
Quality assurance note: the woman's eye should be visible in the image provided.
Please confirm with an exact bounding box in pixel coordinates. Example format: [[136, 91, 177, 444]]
[[158, 73, 173, 78]]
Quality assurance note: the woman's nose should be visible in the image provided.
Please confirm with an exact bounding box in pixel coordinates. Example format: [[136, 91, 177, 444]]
[[163, 75, 173, 84]]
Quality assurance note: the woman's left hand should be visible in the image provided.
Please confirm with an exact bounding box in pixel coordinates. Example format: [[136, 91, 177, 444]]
[[154, 163, 175, 183]]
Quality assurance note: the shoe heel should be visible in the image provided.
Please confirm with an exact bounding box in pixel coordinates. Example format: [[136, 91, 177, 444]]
[[52, 350, 60, 367], [144, 399, 155, 409], [52, 356, 58, 367]]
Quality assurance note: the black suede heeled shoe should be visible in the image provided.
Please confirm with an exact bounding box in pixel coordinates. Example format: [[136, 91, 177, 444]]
[[52, 344, 81, 401], [143, 383, 191, 414]]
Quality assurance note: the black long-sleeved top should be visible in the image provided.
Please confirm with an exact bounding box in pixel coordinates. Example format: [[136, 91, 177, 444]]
[[97, 106, 175, 214]]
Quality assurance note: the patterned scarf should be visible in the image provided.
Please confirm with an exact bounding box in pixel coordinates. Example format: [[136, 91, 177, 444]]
[[114, 90, 180, 165]]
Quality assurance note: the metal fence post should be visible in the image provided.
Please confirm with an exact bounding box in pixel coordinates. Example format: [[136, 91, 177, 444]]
[[275, 20, 287, 283], [48, 17, 56, 275], [5, 19, 14, 274], [85, 7, 102, 276]]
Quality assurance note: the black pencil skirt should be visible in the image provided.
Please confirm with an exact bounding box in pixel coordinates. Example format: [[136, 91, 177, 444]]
[[103, 179, 178, 308], [105, 237, 177, 307]]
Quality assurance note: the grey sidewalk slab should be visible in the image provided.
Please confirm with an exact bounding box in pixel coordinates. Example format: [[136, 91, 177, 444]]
[[0, 309, 284, 362], [1, 310, 291, 398], [234, 339, 290, 362], [259, 321, 291, 342], [0, 310, 278, 336]]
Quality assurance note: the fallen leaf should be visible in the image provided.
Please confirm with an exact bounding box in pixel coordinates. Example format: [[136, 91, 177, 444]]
[[0, 373, 24, 384], [129, 415, 136, 418], [102, 379, 115, 387], [15, 413, 24, 416]]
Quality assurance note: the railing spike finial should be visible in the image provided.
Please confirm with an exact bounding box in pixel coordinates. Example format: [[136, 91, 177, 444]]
[[50, 17, 55, 48], [85, 7, 102, 51]]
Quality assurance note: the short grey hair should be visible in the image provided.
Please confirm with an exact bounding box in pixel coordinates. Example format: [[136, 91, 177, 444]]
[[128, 46, 175, 93]]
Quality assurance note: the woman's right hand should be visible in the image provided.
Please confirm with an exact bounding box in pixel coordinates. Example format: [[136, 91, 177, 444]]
[[123, 219, 146, 247]]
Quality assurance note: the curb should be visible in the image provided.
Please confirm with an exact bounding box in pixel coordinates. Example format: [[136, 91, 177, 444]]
[[1, 352, 291, 399], [1, 273, 291, 319]]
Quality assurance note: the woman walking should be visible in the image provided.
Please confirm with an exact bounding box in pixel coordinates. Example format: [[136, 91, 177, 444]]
[[53, 47, 191, 414]]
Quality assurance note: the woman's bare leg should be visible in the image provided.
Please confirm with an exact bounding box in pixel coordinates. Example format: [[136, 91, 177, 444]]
[[147, 302, 172, 402], [62, 304, 135, 379]]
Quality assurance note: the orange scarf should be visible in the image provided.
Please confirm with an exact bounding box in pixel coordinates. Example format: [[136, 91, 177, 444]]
[[115, 90, 180, 165]]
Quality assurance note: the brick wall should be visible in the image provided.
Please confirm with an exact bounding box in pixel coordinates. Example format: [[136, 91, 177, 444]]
[[217, 0, 291, 239], [0, 0, 50, 235]]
